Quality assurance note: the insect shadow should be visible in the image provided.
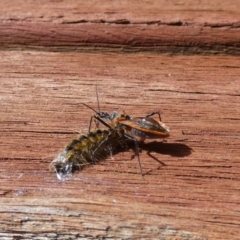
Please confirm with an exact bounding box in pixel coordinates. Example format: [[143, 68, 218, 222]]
[[138, 141, 192, 165], [141, 141, 192, 157], [115, 140, 192, 176]]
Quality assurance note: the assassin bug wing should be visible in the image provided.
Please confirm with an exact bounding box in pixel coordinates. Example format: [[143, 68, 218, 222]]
[[120, 117, 170, 139], [134, 117, 170, 136]]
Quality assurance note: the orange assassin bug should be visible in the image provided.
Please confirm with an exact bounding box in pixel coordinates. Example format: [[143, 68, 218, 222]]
[[83, 88, 170, 177], [84, 86, 170, 141], [84, 105, 170, 141], [105, 110, 170, 141]]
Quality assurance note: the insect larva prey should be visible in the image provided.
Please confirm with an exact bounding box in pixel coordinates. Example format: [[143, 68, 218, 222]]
[[51, 128, 130, 180]]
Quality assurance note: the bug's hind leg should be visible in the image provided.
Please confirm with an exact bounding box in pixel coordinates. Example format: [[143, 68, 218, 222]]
[[145, 111, 162, 121], [123, 133, 144, 179]]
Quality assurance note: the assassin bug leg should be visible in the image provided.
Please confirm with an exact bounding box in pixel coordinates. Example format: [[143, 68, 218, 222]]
[[122, 131, 143, 178], [145, 111, 162, 121]]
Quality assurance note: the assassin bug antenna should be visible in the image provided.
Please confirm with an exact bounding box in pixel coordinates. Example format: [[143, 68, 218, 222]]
[[94, 84, 101, 129], [83, 85, 113, 132], [96, 85, 101, 113]]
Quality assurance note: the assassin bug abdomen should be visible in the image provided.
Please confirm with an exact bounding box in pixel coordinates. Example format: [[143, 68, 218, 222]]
[[116, 114, 170, 141], [51, 128, 130, 180]]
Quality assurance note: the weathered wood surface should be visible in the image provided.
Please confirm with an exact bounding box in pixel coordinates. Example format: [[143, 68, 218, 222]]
[[0, 51, 239, 239], [0, 0, 240, 239], [0, 0, 240, 54]]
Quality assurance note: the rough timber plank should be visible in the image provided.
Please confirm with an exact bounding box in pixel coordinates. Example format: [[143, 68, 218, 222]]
[[0, 51, 239, 239], [0, 0, 240, 54]]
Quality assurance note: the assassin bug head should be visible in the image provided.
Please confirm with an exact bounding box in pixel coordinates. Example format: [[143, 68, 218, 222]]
[[82, 103, 115, 132]]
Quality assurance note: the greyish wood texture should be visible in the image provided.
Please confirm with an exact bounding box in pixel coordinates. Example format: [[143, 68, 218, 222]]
[[0, 1, 240, 240]]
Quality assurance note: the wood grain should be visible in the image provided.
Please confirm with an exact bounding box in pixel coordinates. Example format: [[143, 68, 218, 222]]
[[0, 51, 239, 239], [1, 0, 240, 239], [0, 0, 240, 54]]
